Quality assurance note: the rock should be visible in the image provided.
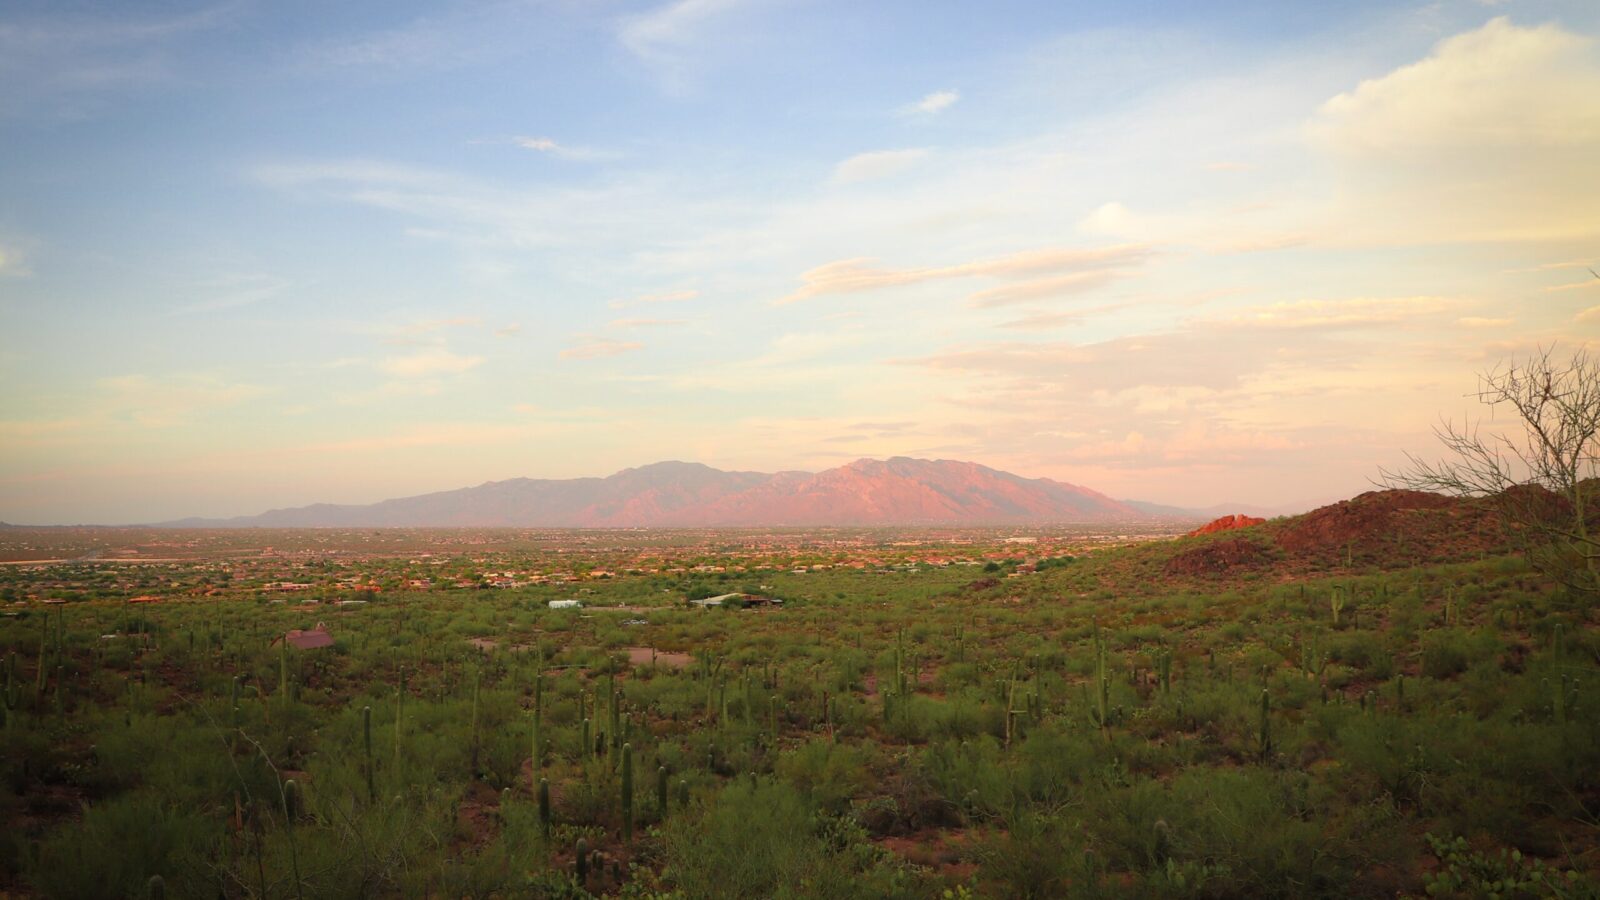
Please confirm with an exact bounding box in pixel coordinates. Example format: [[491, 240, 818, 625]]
[[1186, 514, 1266, 537]]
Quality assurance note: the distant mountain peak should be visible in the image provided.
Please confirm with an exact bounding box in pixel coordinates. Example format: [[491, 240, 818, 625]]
[[163, 457, 1203, 528]]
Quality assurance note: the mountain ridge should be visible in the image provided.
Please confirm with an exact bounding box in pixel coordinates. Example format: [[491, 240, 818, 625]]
[[156, 457, 1245, 528]]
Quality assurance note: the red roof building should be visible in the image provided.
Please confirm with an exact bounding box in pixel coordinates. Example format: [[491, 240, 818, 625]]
[[273, 623, 335, 650]]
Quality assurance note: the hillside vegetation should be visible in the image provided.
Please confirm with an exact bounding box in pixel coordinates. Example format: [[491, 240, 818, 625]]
[[1, 498, 1596, 898]]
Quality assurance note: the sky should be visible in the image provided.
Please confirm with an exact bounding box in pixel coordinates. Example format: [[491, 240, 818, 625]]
[[1, 0, 1598, 524]]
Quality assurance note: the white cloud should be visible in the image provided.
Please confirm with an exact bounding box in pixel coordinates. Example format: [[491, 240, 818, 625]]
[[561, 337, 642, 360], [511, 136, 615, 162], [967, 270, 1125, 308], [777, 243, 1152, 305], [391, 316, 481, 337], [0, 3, 235, 118], [173, 274, 288, 315], [609, 317, 686, 329], [609, 289, 699, 310], [378, 349, 485, 377], [1546, 277, 1600, 293], [94, 374, 269, 428], [1313, 18, 1600, 155], [903, 89, 959, 115], [1212, 296, 1454, 331], [0, 241, 32, 278], [619, 0, 742, 56], [617, 0, 747, 89], [1309, 17, 1600, 243], [831, 149, 928, 185]]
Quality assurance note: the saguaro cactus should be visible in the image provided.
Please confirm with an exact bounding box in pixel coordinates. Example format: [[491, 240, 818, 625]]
[[470, 668, 482, 775], [621, 742, 634, 842], [362, 705, 375, 802], [532, 674, 544, 772], [657, 765, 669, 816], [575, 838, 590, 884], [1094, 633, 1111, 729], [394, 667, 407, 779], [538, 777, 551, 838], [1257, 690, 1272, 761], [283, 779, 305, 900]]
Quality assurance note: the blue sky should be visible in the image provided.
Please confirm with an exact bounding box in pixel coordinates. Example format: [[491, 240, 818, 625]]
[[2, 0, 1598, 523]]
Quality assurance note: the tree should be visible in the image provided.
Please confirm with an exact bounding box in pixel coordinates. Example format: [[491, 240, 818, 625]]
[[1382, 345, 1600, 602]]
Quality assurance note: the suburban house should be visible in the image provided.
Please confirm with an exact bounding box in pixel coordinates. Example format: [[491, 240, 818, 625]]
[[548, 599, 582, 610], [689, 592, 783, 609], [271, 623, 335, 650]]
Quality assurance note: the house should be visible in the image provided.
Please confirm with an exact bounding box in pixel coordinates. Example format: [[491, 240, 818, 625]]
[[549, 599, 583, 610], [690, 592, 783, 609], [272, 623, 335, 650]]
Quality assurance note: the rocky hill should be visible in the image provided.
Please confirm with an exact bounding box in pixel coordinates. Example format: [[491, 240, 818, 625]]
[[165, 457, 1177, 527]]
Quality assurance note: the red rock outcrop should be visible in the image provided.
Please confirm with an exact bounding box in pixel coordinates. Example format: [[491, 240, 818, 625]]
[[1186, 514, 1266, 537]]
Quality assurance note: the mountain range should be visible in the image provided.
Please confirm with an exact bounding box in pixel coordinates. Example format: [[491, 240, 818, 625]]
[[160, 457, 1296, 528]]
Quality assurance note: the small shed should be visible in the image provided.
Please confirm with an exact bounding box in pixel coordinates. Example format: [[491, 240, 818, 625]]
[[272, 623, 335, 650]]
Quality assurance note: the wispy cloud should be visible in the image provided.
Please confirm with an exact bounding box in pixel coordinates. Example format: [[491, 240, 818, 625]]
[[392, 316, 481, 337], [1545, 278, 1600, 293], [0, 239, 33, 278], [996, 310, 1088, 330], [776, 243, 1153, 305], [832, 149, 928, 184], [902, 89, 959, 115], [95, 373, 268, 428], [561, 337, 643, 360], [510, 135, 617, 162], [172, 274, 288, 315], [1211, 297, 1454, 331], [609, 289, 699, 309], [295, 2, 542, 71], [378, 349, 485, 377], [617, 0, 747, 89], [0, 3, 237, 117], [968, 270, 1125, 308], [609, 317, 687, 329]]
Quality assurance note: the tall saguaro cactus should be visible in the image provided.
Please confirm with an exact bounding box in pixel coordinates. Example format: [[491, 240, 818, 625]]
[[362, 705, 375, 802], [283, 779, 305, 900], [531, 673, 544, 773], [469, 668, 482, 775], [621, 742, 634, 842], [538, 777, 551, 838], [1257, 690, 1272, 761], [393, 667, 407, 782]]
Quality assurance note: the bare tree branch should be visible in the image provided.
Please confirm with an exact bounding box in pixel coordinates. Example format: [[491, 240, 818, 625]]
[[1381, 345, 1600, 603]]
